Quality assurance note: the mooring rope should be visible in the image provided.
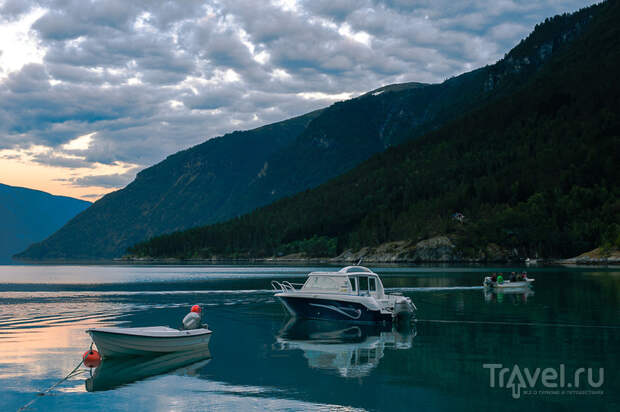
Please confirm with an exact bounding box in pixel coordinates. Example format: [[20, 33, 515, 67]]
[[17, 344, 94, 411]]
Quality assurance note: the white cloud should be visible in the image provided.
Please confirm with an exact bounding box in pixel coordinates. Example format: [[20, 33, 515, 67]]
[[489, 22, 529, 41], [338, 23, 371, 46], [62, 132, 95, 151], [271, 68, 291, 80], [0, 0, 602, 199], [0, 7, 46, 78], [297, 91, 355, 101]]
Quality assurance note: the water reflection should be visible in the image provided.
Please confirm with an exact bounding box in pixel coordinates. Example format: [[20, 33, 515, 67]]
[[484, 288, 534, 304], [85, 348, 211, 392], [2, 265, 618, 411], [276, 319, 415, 378]]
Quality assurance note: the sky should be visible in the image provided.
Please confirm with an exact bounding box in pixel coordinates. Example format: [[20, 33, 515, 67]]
[[0, 0, 597, 201]]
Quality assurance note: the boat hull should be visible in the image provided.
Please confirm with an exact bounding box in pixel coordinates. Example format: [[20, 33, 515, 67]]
[[484, 278, 534, 289], [88, 329, 212, 358], [278, 295, 392, 323]]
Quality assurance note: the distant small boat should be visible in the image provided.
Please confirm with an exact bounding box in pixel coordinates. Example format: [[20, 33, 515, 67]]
[[483, 276, 534, 289], [87, 326, 212, 358]]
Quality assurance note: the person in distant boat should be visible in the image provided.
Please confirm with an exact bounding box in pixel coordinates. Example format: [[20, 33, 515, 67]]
[[182, 304, 205, 330], [497, 274, 504, 284], [491, 273, 497, 282], [510, 272, 516, 282]]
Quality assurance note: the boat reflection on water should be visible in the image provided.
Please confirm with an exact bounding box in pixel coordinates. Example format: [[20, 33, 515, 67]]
[[85, 348, 211, 392], [275, 318, 415, 378], [484, 288, 534, 304]]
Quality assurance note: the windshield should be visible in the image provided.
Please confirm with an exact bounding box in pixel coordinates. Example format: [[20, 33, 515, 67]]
[[303, 276, 350, 292]]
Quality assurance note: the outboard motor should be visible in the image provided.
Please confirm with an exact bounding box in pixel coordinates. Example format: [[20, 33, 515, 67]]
[[182, 304, 202, 330], [394, 297, 416, 324]]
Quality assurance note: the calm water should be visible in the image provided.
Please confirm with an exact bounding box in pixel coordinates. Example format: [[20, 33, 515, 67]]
[[0, 264, 618, 411]]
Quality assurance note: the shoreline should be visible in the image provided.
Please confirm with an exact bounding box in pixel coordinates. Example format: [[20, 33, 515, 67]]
[[115, 240, 620, 266], [115, 256, 620, 266], [12, 240, 619, 266], [12, 253, 620, 266]]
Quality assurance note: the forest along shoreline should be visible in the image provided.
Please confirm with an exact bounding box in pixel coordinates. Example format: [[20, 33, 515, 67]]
[[118, 236, 620, 265]]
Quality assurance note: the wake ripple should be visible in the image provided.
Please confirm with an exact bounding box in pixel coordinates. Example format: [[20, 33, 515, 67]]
[[386, 286, 484, 292]]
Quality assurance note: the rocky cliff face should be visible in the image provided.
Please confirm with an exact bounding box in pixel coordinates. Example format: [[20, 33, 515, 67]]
[[558, 247, 620, 264], [333, 236, 515, 263]]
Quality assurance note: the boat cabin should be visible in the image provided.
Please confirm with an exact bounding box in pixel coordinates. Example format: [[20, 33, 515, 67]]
[[300, 266, 386, 299]]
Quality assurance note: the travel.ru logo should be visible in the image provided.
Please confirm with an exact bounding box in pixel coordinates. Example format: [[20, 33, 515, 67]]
[[483, 363, 604, 399]]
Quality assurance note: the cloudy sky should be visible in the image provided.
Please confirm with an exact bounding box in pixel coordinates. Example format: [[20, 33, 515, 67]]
[[0, 0, 596, 200]]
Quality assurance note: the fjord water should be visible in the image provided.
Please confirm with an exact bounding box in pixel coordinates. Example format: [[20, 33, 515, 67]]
[[1, 265, 618, 411]]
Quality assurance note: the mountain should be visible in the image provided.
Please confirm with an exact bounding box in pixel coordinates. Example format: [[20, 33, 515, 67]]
[[0, 184, 90, 263], [127, 1, 620, 261], [16, 1, 605, 261]]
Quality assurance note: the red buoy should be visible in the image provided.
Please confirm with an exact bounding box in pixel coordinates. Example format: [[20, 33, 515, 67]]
[[191, 304, 201, 313], [82, 349, 102, 368]]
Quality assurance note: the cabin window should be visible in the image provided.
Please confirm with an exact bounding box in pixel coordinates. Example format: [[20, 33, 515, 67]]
[[358, 276, 368, 293], [349, 277, 357, 292], [369, 277, 376, 292]]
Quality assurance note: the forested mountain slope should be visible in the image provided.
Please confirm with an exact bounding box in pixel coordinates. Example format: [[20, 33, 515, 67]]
[[128, 1, 619, 261]]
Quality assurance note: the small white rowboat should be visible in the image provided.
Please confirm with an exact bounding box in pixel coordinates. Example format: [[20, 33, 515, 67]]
[[87, 326, 212, 358]]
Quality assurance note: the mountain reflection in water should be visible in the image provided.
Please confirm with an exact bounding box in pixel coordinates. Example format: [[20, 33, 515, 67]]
[[484, 288, 534, 303]]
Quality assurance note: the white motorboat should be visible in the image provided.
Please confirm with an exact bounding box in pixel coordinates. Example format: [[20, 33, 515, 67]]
[[87, 326, 212, 358], [271, 266, 416, 324]]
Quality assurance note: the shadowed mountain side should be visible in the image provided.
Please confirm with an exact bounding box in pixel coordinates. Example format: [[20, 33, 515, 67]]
[[0, 184, 90, 263], [15, 112, 320, 260]]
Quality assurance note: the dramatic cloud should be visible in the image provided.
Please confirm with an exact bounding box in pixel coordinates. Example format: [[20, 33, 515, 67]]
[[0, 0, 599, 200]]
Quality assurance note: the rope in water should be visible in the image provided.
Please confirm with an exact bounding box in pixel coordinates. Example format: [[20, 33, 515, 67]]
[[17, 344, 92, 411], [408, 293, 620, 329], [416, 318, 620, 329]]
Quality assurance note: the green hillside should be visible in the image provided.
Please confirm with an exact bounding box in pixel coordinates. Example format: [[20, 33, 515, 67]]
[[128, 1, 619, 261]]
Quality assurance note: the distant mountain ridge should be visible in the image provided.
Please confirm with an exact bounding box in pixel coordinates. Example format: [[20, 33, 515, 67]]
[[127, 1, 619, 261], [16, 1, 605, 260], [0, 184, 90, 263]]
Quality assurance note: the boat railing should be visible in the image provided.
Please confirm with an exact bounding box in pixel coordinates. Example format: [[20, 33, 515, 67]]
[[271, 280, 303, 293]]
